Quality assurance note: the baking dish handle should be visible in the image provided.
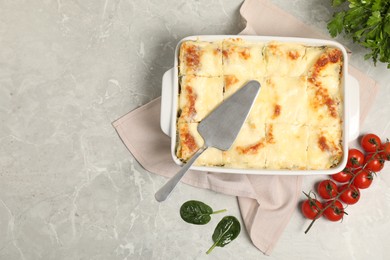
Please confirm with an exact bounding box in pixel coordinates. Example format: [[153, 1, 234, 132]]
[[347, 74, 360, 141], [160, 68, 175, 137]]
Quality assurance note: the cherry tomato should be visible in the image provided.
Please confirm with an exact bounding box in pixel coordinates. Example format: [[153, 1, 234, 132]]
[[331, 168, 353, 183], [339, 184, 360, 205], [361, 133, 381, 153], [323, 200, 344, 222], [365, 153, 384, 172], [317, 180, 338, 200], [301, 199, 323, 220], [346, 149, 365, 168], [353, 169, 373, 189], [379, 142, 390, 161]]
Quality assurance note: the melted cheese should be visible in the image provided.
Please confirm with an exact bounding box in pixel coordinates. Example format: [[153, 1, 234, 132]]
[[307, 76, 342, 126], [222, 38, 266, 77], [303, 47, 326, 74], [179, 75, 223, 123], [308, 47, 343, 78], [266, 76, 308, 124], [307, 125, 343, 169], [265, 123, 308, 169], [265, 42, 307, 76], [179, 40, 223, 77], [176, 123, 223, 166], [223, 122, 266, 168], [223, 74, 249, 99]]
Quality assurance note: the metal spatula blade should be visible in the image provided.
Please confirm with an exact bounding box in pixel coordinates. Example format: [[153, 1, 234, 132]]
[[198, 80, 261, 150], [155, 80, 261, 202]]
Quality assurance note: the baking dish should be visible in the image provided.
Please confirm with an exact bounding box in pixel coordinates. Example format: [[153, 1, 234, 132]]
[[160, 35, 360, 175]]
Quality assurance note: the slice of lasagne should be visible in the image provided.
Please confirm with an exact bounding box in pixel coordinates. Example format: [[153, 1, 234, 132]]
[[223, 75, 269, 126], [265, 42, 307, 76], [176, 123, 223, 166], [307, 75, 342, 127], [179, 40, 223, 77], [308, 47, 343, 78], [178, 75, 223, 123], [223, 122, 266, 168], [307, 125, 343, 169], [222, 38, 266, 77], [265, 123, 309, 169], [265, 76, 308, 125]]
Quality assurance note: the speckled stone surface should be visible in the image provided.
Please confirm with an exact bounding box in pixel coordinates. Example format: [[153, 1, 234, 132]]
[[0, 0, 389, 259]]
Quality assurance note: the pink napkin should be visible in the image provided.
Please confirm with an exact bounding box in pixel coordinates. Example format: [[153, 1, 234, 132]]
[[113, 0, 379, 255], [113, 98, 302, 254]]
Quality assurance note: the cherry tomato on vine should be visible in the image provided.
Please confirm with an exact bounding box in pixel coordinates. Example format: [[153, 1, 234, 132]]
[[379, 142, 390, 161], [332, 168, 353, 183], [317, 180, 338, 200], [361, 133, 381, 153], [365, 153, 384, 172], [353, 169, 373, 189], [301, 199, 323, 220], [346, 149, 365, 168], [339, 184, 360, 205], [323, 200, 344, 222]]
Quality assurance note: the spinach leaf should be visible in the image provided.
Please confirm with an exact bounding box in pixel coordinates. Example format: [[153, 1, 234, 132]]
[[206, 216, 241, 254], [180, 200, 227, 225]]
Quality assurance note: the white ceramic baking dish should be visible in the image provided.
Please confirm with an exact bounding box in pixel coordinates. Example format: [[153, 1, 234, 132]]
[[160, 35, 360, 175]]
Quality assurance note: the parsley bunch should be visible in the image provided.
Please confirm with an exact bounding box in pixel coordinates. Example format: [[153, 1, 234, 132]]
[[327, 0, 390, 68]]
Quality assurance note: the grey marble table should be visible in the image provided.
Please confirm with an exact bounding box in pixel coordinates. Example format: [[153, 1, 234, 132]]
[[1, 0, 389, 259]]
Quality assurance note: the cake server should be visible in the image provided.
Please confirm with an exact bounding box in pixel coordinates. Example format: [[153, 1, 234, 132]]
[[155, 80, 261, 202]]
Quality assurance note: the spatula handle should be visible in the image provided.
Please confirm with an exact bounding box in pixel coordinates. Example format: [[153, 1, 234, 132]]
[[155, 146, 207, 202]]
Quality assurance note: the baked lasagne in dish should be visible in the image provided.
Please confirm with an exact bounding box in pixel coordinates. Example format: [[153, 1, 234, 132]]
[[176, 38, 344, 170]]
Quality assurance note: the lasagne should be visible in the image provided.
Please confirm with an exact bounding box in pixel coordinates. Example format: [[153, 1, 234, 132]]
[[179, 40, 223, 77], [178, 75, 223, 123], [176, 38, 344, 170], [176, 123, 223, 166]]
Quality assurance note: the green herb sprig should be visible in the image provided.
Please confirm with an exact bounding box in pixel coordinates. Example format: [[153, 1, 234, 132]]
[[327, 0, 390, 68]]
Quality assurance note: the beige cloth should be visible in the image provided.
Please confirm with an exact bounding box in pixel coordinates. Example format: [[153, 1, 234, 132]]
[[113, 0, 379, 255]]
